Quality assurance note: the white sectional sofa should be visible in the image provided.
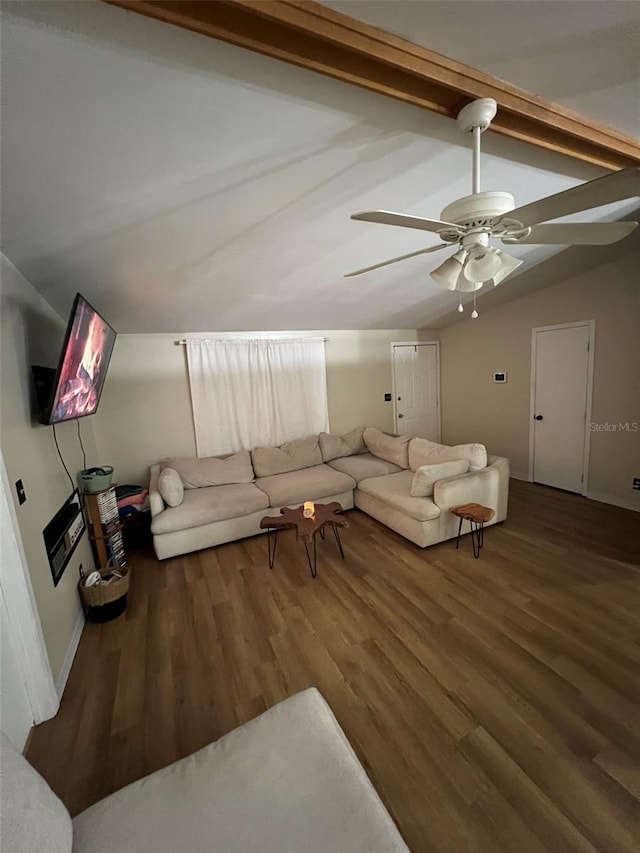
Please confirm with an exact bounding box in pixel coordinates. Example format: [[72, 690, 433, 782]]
[[149, 427, 509, 559], [1, 688, 410, 853]]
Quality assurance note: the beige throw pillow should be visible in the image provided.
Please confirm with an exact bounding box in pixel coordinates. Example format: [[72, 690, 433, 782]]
[[157, 467, 184, 507], [252, 435, 323, 478], [409, 437, 487, 472], [410, 459, 470, 497], [363, 427, 410, 469], [163, 450, 254, 488], [318, 427, 366, 462]]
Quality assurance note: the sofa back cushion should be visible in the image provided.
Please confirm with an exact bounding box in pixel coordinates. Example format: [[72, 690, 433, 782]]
[[410, 459, 470, 497], [409, 437, 487, 472], [0, 732, 73, 853], [319, 428, 366, 462], [363, 427, 410, 469], [158, 467, 184, 506], [163, 450, 254, 488], [252, 435, 323, 478]]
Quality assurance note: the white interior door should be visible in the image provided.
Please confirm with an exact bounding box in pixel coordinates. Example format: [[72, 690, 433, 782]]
[[0, 451, 58, 748], [392, 343, 440, 439], [531, 323, 592, 493]]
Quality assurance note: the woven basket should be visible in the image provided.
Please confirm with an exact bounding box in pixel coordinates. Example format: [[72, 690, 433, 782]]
[[79, 565, 129, 610]]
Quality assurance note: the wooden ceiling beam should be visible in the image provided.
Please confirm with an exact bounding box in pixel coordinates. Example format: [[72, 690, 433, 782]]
[[104, 0, 640, 170]]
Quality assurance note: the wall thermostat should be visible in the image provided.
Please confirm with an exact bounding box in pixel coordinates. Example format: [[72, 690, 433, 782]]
[[493, 372, 507, 383]]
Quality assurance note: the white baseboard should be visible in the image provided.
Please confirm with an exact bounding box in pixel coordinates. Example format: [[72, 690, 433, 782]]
[[586, 491, 640, 513], [55, 610, 85, 698]]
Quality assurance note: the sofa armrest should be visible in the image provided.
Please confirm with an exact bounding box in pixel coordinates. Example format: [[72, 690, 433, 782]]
[[433, 455, 509, 520], [149, 464, 165, 518]]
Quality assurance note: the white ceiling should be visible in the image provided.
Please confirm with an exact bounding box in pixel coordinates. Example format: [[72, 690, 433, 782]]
[[323, 1, 640, 138], [1, 1, 638, 333]]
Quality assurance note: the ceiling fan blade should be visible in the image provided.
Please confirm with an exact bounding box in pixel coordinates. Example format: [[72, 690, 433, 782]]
[[344, 244, 449, 277], [505, 167, 640, 228], [503, 220, 638, 246], [351, 210, 460, 234]]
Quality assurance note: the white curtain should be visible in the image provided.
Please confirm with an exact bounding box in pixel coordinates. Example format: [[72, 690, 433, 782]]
[[186, 338, 329, 457]]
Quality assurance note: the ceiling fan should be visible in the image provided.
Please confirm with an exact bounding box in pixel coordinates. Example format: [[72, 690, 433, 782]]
[[345, 98, 639, 314]]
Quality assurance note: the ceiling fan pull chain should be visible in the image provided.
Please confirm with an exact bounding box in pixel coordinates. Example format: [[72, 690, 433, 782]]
[[471, 288, 479, 319]]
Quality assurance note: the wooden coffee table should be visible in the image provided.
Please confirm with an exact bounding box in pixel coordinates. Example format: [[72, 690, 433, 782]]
[[259, 502, 348, 578]]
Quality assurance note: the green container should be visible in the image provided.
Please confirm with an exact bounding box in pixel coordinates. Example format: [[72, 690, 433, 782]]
[[77, 466, 114, 493]]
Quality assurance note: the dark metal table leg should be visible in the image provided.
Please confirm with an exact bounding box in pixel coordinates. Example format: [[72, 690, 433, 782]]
[[267, 528, 279, 569], [331, 524, 345, 559], [303, 535, 318, 578], [455, 516, 463, 549], [470, 520, 481, 558]]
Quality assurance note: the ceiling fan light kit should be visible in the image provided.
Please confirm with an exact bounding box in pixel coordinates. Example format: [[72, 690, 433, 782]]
[[346, 97, 639, 319], [430, 249, 468, 289], [464, 246, 503, 282], [492, 250, 524, 286]]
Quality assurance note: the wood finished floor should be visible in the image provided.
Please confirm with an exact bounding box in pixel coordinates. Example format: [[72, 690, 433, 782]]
[[27, 481, 640, 852]]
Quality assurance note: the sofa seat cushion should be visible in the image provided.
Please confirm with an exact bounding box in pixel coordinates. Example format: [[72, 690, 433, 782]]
[[151, 483, 269, 534], [72, 688, 409, 853], [328, 452, 402, 483], [255, 465, 356, 507], [357, 471, 441, 522]]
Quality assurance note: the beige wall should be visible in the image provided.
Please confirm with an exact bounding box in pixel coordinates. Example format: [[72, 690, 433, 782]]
[[433, 249, 640, 511], [93, 330, 419, 484], [1, 255, 101, 681]]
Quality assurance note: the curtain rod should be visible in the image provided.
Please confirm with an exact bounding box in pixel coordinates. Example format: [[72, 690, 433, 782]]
[[175, 337, 328, 345]]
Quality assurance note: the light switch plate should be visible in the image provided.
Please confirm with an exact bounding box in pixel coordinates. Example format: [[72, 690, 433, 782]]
[[15, 479, 26, 505]]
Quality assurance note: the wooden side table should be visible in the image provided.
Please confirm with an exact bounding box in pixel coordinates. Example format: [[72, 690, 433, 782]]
[[450, 503, 495, 558], [259, 502, 348, 578]]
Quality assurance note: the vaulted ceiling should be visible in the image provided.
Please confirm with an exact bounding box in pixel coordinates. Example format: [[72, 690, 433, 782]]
[[1, 1, 638, 333]]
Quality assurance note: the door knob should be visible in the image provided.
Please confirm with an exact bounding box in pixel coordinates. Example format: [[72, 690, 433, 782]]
[[534, 415, 543, 420], [398, 413, 404, 418]]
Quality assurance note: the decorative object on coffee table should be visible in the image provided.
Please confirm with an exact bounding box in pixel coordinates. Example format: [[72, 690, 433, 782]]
[[450, 502, 495, 558], [260, 502, 348, 577]]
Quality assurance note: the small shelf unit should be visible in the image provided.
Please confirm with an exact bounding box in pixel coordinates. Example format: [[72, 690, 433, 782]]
[[83, 485, 127, 570]]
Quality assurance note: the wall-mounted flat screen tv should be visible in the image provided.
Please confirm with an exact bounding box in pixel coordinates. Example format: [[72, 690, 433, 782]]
[[39, 293, 117, 425]]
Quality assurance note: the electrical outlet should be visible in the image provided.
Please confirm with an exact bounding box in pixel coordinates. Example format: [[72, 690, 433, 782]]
[[633, 477, 640, 491], [384, 392, 392, 402]]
